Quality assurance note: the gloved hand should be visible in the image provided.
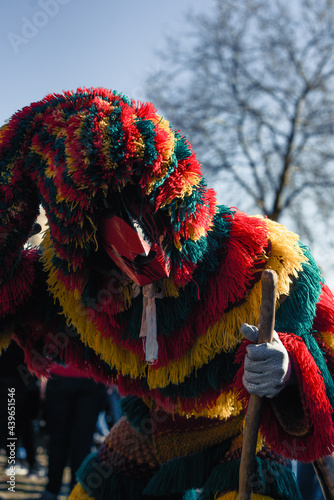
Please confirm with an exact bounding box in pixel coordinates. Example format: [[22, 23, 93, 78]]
[[241, 323, 292, 398]]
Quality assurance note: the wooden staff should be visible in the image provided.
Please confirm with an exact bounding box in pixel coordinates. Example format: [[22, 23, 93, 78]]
[[313, 455, 334, 499], [238, 269, 278, 500]]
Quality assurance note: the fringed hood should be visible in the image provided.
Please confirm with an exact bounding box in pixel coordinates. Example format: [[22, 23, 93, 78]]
[[0, 87, 217, 287]]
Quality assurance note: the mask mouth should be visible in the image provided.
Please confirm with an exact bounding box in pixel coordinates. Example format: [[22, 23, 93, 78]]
[[99, 190, 171, 286]]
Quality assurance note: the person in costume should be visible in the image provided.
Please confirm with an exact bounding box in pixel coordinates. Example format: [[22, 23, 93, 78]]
[[1, 88, 334, 500]]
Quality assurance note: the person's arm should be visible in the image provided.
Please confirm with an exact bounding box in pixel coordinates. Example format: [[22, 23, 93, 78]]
[[235, 324, 334, 462]]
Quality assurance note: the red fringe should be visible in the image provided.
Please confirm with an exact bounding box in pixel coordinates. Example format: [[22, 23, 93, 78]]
[[172, 260, 198, 288], [313, 283, 334, 334], [234, 333, 334, 461], [135, 101, 158, 120], [154, 153, 203, 210], [204, 210, 268, 318], [18, 322, 116, 385], [0, 249, 38, 318], [150, 210, 268, 367], [120, 101, 144, 160]]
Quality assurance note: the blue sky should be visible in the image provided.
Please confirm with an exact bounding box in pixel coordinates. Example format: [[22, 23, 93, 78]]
[[0, 0, 214, 123]]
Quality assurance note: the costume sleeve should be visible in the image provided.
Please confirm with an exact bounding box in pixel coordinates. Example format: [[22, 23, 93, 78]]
[[0, 123, 41, 351], [0, 249, 39, 317], [0, 248, 41, 352], [235, 282, 334, 462]]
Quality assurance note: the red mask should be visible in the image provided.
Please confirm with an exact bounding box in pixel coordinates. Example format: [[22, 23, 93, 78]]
[[100, 195, 171, 286]]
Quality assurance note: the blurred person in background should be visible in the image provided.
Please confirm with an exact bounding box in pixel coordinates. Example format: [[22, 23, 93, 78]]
[[37, 364, 107, 500]]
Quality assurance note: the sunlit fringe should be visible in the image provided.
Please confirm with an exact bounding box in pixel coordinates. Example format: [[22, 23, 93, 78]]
[[68, 483, 93, 500], [234, 332, 334, 461], [0, 123, 8, 140], [216, 493, 274, 500], [259, 217, 307, 296], [167, 390, 243, 420]]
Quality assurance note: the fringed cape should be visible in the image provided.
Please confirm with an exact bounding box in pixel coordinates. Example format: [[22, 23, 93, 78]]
[[1, 88, 334, 468]]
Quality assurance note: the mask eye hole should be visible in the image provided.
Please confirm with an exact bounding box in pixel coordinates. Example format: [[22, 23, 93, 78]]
[[133, 250, 157, 266]]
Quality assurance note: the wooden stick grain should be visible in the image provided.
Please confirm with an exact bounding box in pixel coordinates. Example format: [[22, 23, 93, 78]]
[[238, 269, 278, 500]]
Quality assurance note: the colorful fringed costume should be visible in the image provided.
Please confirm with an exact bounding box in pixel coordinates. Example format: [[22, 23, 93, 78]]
[[1, 88, 334, 499]]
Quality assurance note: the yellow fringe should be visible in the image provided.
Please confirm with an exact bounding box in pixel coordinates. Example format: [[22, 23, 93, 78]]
[[0, 123, 9, 141], [191, 390, 243, 419], [120, 284, 134, 310], [40, 216, 308, 389], [41, 231, 88, 293], [68, 483, 94, 500], [260, 217, 306, 297], [162, 277, 180, 298], [177, 390, 243, 420], [146, 118, 176, 196], [188, 222, 208, 242], [216, 493, 274, 500], [0, 325, 14, 354], [98, 112, 120, 171], [316, 331, 334, 353], [152, 115, 175, 160]]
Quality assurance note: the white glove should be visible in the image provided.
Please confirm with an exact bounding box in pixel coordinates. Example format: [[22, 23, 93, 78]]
[[241, 323, 292, 398]]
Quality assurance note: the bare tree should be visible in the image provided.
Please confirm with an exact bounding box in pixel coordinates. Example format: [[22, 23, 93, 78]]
[[146, 0, 334, 245]]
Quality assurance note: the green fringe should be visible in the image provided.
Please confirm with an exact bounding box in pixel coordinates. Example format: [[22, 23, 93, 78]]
[[304, 332, 334, 408], [143, 441, 231, 496], [275, 243, 334, 409], [76, 452, 197, 500], [158, 348, 239, 399], [199, 458, 302, 500], [275, 242, 322, 337], [183, 491, 198, 500], [120, 395, 151, 433], [120, 347, 239, 402]]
